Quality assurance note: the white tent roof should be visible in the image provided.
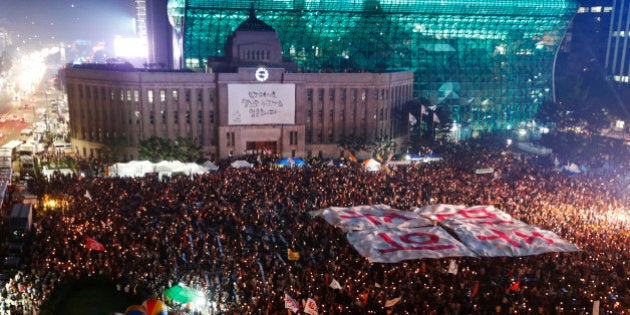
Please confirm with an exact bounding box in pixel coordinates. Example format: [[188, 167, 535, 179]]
[[202, 160, 219, 171], [363, 158, 381, 171], [108, 160, 211, 177], [231, 160, 254, 168]]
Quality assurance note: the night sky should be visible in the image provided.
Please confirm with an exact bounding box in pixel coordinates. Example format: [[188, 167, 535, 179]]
[[0, 0, 136, 44]]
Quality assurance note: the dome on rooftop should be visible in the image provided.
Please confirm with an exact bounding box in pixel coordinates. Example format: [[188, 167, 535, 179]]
[[235, 5, 275, 32]]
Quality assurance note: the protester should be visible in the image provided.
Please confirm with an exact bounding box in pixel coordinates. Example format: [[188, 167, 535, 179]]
[[1, 142, 628, 314]]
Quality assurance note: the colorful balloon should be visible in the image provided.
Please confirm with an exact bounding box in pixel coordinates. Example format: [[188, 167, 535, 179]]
[[142, 298, 167, 315], [124, 305, 147, 315]]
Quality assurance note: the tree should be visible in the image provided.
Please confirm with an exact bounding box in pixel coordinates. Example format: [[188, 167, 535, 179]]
[[138, 136, 204, 163], [366, 135, 397, 160]]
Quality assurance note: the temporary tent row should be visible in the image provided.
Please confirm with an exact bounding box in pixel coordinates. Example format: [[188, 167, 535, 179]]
[[108, 160, 216, 178]]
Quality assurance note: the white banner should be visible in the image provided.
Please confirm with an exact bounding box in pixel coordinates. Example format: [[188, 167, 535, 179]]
[[452, 224, 580, 257], [321, 205, 433, 232], [228, 84, 295, 125], [284, 293, 300, 312], [304, 297, 318, 315], [346, 226, 478, 263], [414, 204, 526, 228], [321, 204, 579, 261]]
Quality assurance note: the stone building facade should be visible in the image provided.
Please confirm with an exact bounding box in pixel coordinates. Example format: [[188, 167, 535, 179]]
[[63, 9, 413, 161]]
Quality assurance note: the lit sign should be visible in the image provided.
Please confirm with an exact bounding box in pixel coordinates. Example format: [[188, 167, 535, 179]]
[[228, 84, 295, 125]]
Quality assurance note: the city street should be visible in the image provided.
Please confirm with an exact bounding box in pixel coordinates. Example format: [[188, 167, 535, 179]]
[[1, 56, 62, 144]]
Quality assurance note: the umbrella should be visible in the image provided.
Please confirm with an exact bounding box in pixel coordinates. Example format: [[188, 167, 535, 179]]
[[125, 305, 147, 315], [142, 298, 167, 315], [164, 284, 203, 304], [277, 157, 306, 167]]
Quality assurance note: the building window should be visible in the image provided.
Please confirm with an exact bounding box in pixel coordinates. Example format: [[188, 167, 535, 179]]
[[318, 89, 324, 101], [329, 89, 335, 101], [306, 130, 312, 144], [185, 89, 191, 103], [148, 90, 154, 104], [361, 89, 367, 101], [161, 110, 166, 124], [226, 132, 235, 147], [307, 89, 313, 101], [306, 110, 312, 123], [318, 109, 323, 123], [160, 90, 166, 103], [351, 89, 357, 101], [174, 111, 179, 124], [134, 90, 140, 103], [196, 89, 203, 103], [209, 111, 215, 123], [172, 90, 179, 102], [329, 109, 334, 123], [149, 111, 155, 124], [186, 110, 191, 124], [289, 131, 298, 145], [197, 110, 203, 124], [209, 89, 215, 102], [340, 89, 346, 102]]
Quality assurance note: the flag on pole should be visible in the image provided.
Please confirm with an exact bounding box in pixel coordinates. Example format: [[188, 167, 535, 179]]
[[471, 281, 479, 298], [287, 249, 300, 261], [284, 293, 300, 312], [86, 237, 105, 251], [421, 105, 429, 115], [384, 296, 401, 307], [386, 152, 394, 164], [470, 281, 479, 298], [348, 152, 358, 163], [433, 113, 441, 123], [329, 278, 342, 290], [408, 113, 418, 125], [508, 280, 520, 291], [304, 298, 318, 315], [84, 190, 92, 201]]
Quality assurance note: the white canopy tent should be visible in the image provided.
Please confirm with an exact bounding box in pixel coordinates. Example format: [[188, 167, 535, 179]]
[[363, 158, 381, 172], [108, 160, 212, 178], [230, 160, 254, 168]]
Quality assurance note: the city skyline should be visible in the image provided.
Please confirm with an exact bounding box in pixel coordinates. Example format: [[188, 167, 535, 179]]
[[0, 0, 135, 45]]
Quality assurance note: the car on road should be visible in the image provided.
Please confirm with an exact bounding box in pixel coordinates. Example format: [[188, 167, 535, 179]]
[[0, 117, 6, 123]]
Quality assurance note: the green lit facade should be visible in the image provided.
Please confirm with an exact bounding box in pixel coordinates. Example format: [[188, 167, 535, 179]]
[[167, 0, 577, 136]]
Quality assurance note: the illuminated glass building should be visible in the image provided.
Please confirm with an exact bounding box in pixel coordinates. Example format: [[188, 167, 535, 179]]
[[605, 0, 630, 84], [165, 0, 577, 137]]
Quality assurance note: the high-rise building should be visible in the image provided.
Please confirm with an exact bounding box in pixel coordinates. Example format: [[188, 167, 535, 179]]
[[142, 0, 174, 69], [605, 0, 630, 83], [164, 0, 578, 138]]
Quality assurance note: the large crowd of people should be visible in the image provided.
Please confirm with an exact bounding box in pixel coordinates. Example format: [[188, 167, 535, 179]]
[[1, 141, 629, 314]]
